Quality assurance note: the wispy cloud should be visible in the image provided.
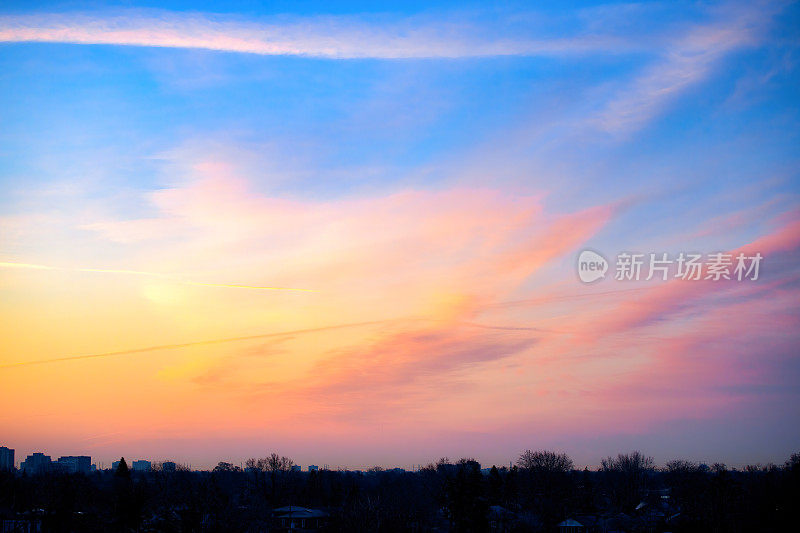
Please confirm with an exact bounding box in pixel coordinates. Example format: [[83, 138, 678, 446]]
[[19, 0, 774, 64], [0, 4, 778, 137], [0, 260, 317, 291], [0, 320, 387, 369], [582, 215, 800, 338], [595, 2, 779, 133], [0, 9, 640, 59]]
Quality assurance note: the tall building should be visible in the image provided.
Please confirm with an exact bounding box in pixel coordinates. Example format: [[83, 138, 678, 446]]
[[162, 461, 176, 472], [308, 465, 319, 472], [21, 453, 51, 475], [57, 456, 91, 474], [0, 447, 14, 471], [132, 460, 151, 472]]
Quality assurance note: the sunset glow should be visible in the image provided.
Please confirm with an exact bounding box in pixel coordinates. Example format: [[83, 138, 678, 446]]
[[1, 0, 799, 472]]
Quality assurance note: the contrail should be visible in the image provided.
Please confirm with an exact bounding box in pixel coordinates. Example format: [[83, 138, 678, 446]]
[[0, 260, 317, 292], [0, 320, 390, 369], [0, 318, 550, 369], [490, 286, 651, 308], [0, 261, 56, 270]]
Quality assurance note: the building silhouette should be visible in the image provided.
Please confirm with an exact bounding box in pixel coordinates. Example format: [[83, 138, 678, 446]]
[[57, 456, 91, 474], [132, 460, 151, 472], [0, 446, 13, 471], [21, 453, 51, 475]]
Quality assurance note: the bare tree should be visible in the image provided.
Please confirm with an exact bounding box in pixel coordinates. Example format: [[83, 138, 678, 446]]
[[245, 457, 267, 471], [516, 450, 575, 528], [666, 459, 698, 473], [601, 451, 654, 511], [601, 451, 653, 474], [267, 453, 294, 503], [517, 450, 574, 472], [212, 462, 240, 473]]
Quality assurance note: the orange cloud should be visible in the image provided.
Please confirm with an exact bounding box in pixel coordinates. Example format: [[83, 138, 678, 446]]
[[2, 154, 622, 461]]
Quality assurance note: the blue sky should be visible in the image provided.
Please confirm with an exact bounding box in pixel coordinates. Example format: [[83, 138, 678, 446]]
[[1, 2, 797, 204]]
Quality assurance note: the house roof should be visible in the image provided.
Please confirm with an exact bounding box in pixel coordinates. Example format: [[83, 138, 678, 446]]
[[273, 506, 329, 518]]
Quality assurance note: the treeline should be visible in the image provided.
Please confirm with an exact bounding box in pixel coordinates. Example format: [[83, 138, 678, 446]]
[[1, 450, 798, 532]]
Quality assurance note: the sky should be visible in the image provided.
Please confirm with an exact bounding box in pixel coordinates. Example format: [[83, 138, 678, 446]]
[[0, 0, 799, 470]]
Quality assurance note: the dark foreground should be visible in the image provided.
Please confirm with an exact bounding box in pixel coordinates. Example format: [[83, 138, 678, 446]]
[[1, 451, 798, 532]]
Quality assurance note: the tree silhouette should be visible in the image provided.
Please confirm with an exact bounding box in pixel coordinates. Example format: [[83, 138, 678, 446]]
[[516, 450, 575, 529], [267, 453, 293, 503], [488, 465, 502, 504], [600, 451, 654, 512], [114, 457, 130, 479], [517, 450, 574, 472], [5, 449, 799, 531]]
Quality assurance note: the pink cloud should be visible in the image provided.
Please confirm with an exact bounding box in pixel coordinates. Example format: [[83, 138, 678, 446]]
[[581, 215, 800, 339], [0, 10, 639, 59], [67, 158, 621, 436]]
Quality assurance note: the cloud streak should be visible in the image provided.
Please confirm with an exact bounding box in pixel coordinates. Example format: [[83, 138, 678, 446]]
[[0, 10, 629, 59], [595, 2, 778, 133], [0, 5, 776, 136], [0, 260, 318, 292], [0, 320, 388, 369]]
